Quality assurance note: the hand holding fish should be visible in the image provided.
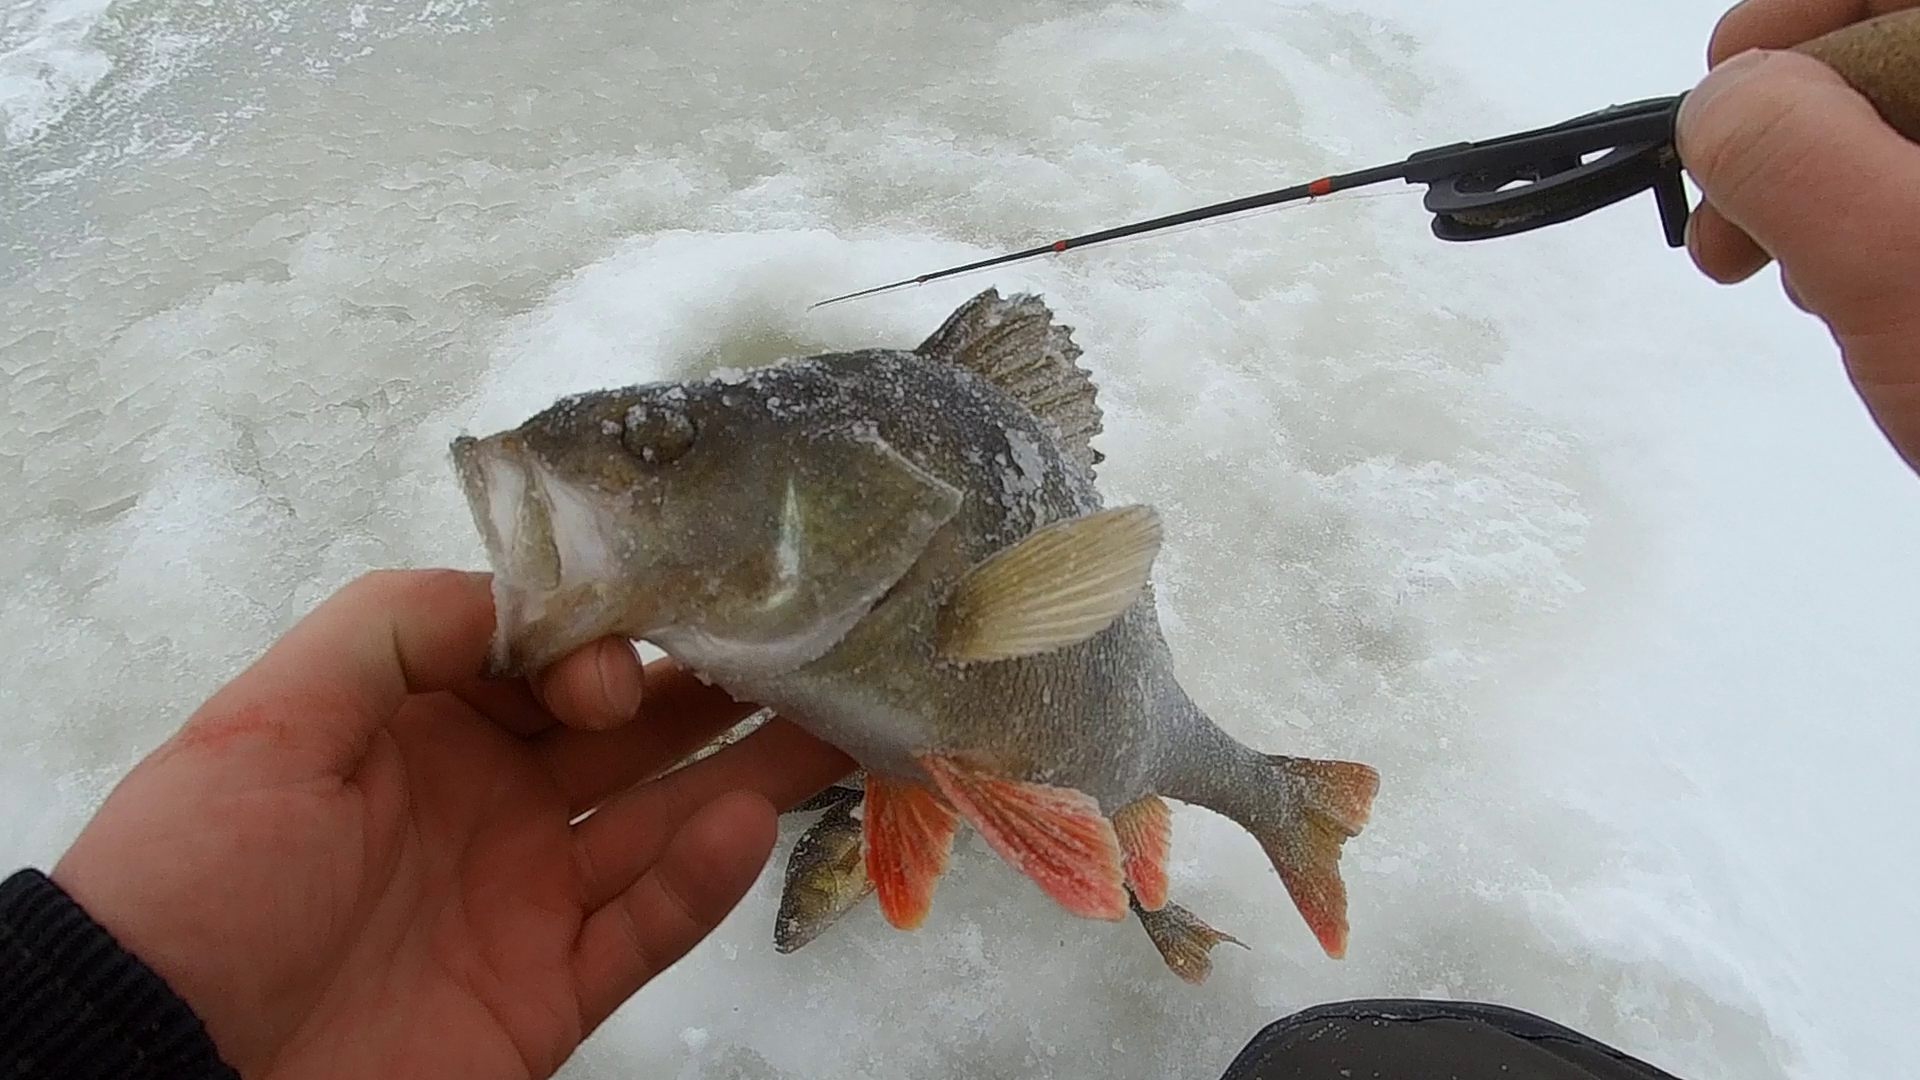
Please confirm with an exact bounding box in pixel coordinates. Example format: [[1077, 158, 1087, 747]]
[[47, 569, 851, 1079], [1678, 0, 1920, 469]]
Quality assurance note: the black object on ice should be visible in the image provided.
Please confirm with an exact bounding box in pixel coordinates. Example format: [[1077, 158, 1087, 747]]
[[1216, 998, 1689, 1080], [813, 94, 1690, 307]]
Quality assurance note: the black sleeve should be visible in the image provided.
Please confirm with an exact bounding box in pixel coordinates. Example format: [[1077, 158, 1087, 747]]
[[0, 868, 241, 1080]]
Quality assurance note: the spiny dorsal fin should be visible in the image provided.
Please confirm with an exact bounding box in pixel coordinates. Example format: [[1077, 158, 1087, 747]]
[[934, 505, 1161, 664], [916, 288, 1105, 476]]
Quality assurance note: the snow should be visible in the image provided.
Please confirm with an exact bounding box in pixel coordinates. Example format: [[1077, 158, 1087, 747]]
[[4, 1, 1917, 1078]]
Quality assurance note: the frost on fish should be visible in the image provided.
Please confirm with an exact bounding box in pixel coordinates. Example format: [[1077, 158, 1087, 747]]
[[767, 777, 1249, 983], [451, 288, 1379, 963]]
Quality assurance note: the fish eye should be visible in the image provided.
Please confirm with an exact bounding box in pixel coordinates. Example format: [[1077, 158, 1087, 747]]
[[621, 404, 696, 465]]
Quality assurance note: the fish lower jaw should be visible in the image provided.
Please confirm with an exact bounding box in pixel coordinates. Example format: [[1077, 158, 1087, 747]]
[[454, 435, 636, 675], [485, 577, 631, 676]]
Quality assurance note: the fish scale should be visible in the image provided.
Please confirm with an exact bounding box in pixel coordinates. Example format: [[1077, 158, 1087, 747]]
[[452, 288, 1379, 957]]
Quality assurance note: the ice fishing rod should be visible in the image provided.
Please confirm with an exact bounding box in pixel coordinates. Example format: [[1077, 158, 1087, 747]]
[[811, 94, 1690, 307], [811, 8, 1920, 309]]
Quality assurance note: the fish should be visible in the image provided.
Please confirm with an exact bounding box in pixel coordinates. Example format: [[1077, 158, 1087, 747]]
[[772, 776, 1248, 983], [450, 287, 1380, 958], [774, 781, 871, 953]]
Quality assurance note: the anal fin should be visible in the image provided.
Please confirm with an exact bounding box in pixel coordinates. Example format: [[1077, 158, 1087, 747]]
[[917, 754, 1128, 921], [1113, 795, 1173, 912], [862, 774, 960, 931]]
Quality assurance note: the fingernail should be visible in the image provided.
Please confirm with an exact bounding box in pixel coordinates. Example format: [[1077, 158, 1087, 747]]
[[1679, 48, 1773, 137], [597, 638, 644, 723]]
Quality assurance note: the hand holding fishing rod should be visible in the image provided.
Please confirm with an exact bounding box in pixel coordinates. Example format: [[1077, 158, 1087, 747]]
[[1682, 3, 1920, 282], [1680, 2, 1920, 474]]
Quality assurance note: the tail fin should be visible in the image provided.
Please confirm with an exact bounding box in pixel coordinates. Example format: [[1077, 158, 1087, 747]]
[[1247, 757, 1379, 959]]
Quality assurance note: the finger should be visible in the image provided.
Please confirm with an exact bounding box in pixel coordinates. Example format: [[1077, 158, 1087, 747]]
[[186, 570, 500, 769], [1685, 198, 1773, 283], [1779, 265, 1817, 315], [1708, 0, 1920, 65], [453, 678, 556, 738], [1688, 2, 1917, 286], [462, 637, 645, 737], [533, 637, 644, 732], [571, 790, 777, 1031], [1676, 48, 1920, 337], [537, 658, 763, 812], [572, 719, 855, 910]]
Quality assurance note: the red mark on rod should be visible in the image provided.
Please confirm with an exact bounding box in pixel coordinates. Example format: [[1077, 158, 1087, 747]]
[[1052, 240, 1068, 252], [1308, 178, 1333, 197]]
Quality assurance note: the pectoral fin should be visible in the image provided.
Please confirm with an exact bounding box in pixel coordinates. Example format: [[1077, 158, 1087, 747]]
[[934, 505, 1162, 663], [917, 753, 1128, 921]]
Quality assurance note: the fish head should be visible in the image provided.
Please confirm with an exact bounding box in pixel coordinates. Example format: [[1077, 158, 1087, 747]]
[[452, 372, 964, 678]]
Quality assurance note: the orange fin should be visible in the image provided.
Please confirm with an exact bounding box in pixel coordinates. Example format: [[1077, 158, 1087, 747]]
[[861, 773, 960, 931], [1284, 757, 1379, 836], [1274, 816, 1353, 958], [1255, 758, 1380, 958], [917, 754, 1128, 921], [1113, 795, 1173, 912], [1132, 893, 1247, 985]]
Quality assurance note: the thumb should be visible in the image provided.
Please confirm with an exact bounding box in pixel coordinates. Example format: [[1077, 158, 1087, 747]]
[[1677, 47, 1920, 338]]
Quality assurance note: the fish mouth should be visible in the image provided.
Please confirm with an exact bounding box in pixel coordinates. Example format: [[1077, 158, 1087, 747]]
[[451, 433, 632, 676]]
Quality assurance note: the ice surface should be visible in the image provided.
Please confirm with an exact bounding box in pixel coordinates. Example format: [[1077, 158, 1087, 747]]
[[5, 1, 1919, 1079], [0, 0, 116, 147]]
